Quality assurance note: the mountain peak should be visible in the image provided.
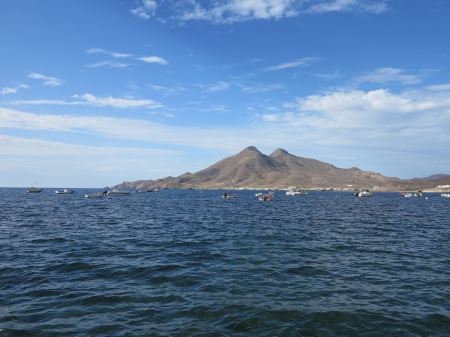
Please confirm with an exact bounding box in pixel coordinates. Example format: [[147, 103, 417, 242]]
[[270, 148, 289, 156], [241, 146, 260, 153]]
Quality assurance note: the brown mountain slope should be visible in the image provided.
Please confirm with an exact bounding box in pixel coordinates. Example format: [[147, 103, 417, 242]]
[[114, 146, 409, 190]]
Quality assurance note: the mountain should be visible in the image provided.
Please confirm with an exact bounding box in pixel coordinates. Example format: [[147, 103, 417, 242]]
[[114, 146, 414, 190]]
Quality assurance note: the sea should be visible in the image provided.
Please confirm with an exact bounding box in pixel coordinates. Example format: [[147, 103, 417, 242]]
[[0, 188, 449, 336]]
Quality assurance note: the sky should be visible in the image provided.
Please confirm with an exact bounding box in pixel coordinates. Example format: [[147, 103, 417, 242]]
[[1, 0, 449, 187]]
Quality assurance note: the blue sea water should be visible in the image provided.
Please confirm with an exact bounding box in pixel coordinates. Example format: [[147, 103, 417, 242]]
[[0, 188, 449, 336]]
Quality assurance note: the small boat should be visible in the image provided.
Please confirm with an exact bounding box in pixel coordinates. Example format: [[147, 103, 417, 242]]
[[222, 193, 238, 198], [55, 189, 74, 194], [286, 188, 308, 196], [153, 189, 160, 192], [404, 193, 413, 198], [107, 189, 131, 196], [259, 194, 274, 201], [137, 189, 151, 193], [27, 187, 43, 193], [414, 191, 423, 197], [354, 189, 373, 197], [85, 193, 103, 198], [441, 194, 450, 198], [255, 193, 263, 196]]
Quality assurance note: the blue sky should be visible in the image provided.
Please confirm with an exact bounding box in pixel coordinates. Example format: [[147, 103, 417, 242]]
[[1, 0, 449, 187]]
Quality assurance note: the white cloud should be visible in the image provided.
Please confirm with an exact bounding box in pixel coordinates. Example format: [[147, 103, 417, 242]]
[[356, 68, 424, 85], [1, 84, 28, 95], [9, 94, 163, 109], [0, 135, 176, 158], [147, 84, 186, 95], [79, 93, 163, 108], [130, 0, 157, 19], [241, 83, 283, 93], [130, 0, 387, 24], [313, 70, 341, 80], [28, 73, 63, 86], [86, 48, 133, 58], [207, 82, 230, 92], [86, 60, 129, 68], [136, 56, 168, 65], [263, 57, 317, 71], [306, 0, 387, 14], [263, 86, 450, 129]]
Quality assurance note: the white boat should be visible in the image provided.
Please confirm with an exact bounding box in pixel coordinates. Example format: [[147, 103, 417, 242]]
[[55, 189, 74, 194], [107, 189, 131, 196], [255, 193, 262, 196], [286, 188, 307, 196], [355, 189, 373, 197], [404, 193, 413, 198], [441, 194, 450, 198], [27, 187, 43, 193], [85, 193, 104, 198]]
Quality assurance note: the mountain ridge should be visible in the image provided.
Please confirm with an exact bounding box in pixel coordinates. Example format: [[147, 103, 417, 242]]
[[113, 146, 449, 190]]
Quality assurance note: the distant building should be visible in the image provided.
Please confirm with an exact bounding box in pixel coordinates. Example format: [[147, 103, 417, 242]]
[[437, 185, 450, 189]]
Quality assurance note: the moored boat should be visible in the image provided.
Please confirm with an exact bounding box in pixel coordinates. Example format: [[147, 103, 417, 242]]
[[27, 187, 43, 193], [85, 193, 103, 198], [259, 194, 274, 201], [354, 189, 373, 197], [107, 189, 131, 196], [222, 193, 238, 198], [55, 189, 74, 194]]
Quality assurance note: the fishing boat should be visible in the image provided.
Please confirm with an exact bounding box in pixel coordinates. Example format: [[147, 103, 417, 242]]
[[354, 189, 373, 197], [259, 194, 274, 201], [27, 187, 43, 193], [222, 193, 238, 198], [107, 189, 131, 196], [55, 189, 74, 194], [85, 192, 103, 198]]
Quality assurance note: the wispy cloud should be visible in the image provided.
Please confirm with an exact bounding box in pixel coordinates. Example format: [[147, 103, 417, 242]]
[[129, 0, 387, 24], [1, 84, 28, 95], [313, 70, 341, 80], [136, 56, 168, 65], [75, 93, 163, 109], [306, 0, 388, 14], [263, 57, 317, 71], [355, 68, 428, 85], [28, 73, 63, 86], [9, 94, 163, 109], [86, 60, 130, 68], [86, 48, 133, 58], [241, 84, 283, 93], [147, 84, 186, 95], [207, 82, 230, 92]]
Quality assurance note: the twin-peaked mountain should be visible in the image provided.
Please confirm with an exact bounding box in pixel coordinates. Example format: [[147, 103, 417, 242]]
[[114, 146, 407, 189]]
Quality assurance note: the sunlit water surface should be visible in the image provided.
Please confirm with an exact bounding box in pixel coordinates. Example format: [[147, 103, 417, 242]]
[[1, 188, 449, 336]]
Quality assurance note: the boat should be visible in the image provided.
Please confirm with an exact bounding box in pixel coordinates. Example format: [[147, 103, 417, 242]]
[[137, 189, 151, 193], [107, 189, 131, 196], [441, 194, 450, 198], [403, 193, 413, 198], [85, 192, 103, 198], [55, 189, 74, 194], [255, 193, 263, 196], [286, 187, 308, 196], [259, 194, 274, 201], [27, 187, 43, 193], [414, 191, 423, 197], [222, 193, 238, 199], [354, 189, 373, 197]]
